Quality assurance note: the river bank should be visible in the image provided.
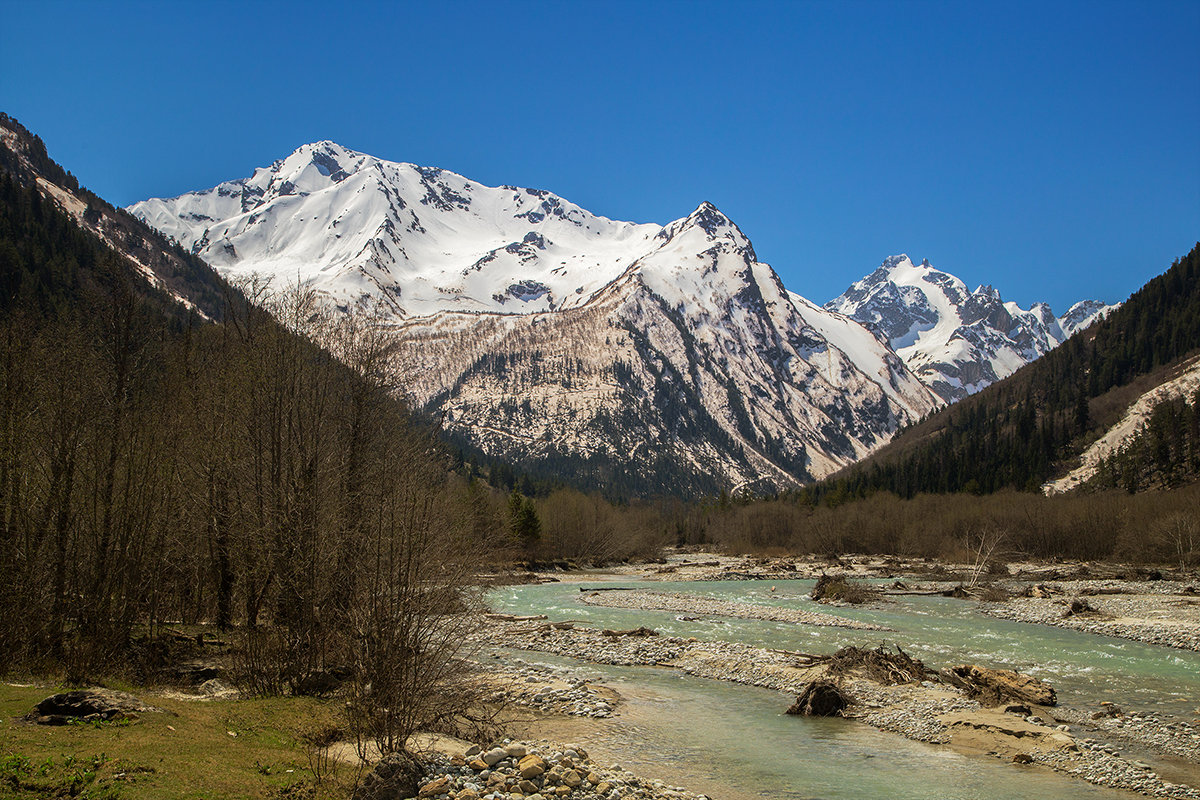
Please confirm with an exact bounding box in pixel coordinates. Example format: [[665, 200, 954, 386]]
[[482, 619, 1198, 798], [484, 553, 1200, 799]]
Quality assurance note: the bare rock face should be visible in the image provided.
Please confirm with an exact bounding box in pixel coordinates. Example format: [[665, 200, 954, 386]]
[[786, 679, 851, 716], [945, 664, 1057, 707]]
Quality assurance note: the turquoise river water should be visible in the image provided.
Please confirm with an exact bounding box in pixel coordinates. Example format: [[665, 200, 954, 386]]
[[486, 577, 1200, 800]]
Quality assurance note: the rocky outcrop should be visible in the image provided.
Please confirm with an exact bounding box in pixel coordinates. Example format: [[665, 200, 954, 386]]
[[26, 689, 163, 725]]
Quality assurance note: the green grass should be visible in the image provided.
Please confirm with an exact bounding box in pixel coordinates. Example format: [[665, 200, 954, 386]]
[[0, 683, 354, 799]]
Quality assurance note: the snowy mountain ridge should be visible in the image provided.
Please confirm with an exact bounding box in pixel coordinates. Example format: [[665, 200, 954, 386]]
[[827, 255, 1116, 402], [131, 142, 942, 494]]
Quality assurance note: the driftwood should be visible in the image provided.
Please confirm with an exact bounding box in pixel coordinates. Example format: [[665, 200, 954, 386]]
[[580, 587, 635, 593], [485, 613, 548, 622], [942, 664, 1057, 707], [601, 627, 658, 638], [505, 621, 576, 635], [790, 645, 930, 685], [786, 680, 852, 716]]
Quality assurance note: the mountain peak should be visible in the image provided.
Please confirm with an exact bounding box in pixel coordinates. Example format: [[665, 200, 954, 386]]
[[687, 201, 735, 234], [829, 257, 1118, 402]]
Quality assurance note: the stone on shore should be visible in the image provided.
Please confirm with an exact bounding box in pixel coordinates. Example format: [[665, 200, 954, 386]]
[[353, 751, 423, 800]]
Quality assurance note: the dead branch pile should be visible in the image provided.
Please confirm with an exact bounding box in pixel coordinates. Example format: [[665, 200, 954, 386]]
[[811, 574, 881, 604], [792, 645, 931, 685]]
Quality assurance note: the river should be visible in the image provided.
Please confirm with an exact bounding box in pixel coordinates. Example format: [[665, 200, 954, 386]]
[[486, 576, 1200, 799]]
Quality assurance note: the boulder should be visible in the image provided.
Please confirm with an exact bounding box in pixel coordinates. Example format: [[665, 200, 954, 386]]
[[1063, 598, 1098, 617], [352, 751, 423, 800], [518, 753, 548, 778], [945, 665, 1057, 707], [27, 689, 162, 725], [294, 666, 351, 696], [785, 680, 851, 717], [417, 776, 450, 798]]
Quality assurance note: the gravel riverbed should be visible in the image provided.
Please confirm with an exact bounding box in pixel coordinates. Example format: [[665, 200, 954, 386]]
[[579, 589, 891, 631], [981, 582, 1200, 652], [489, 620, 1199, 798], [412, 740, 710, 800]]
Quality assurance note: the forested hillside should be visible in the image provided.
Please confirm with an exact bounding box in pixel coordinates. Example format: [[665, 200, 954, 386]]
[[0, 116, 497, 746], [806, 243, 1200, 500]]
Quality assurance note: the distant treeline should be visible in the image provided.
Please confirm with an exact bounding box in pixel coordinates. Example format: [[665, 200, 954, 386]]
[[678, 485, 1199, 569], [803, 243, 1200, 501]]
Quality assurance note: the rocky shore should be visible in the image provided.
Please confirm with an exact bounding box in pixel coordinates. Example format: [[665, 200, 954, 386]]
[[487, 619, 1199, 798], [578, 589, 891, 630], [410, 740, 711, 800], [478, 657, 616, 719], [493, 553, 1200, 798], [981, 582, 1200, 652]]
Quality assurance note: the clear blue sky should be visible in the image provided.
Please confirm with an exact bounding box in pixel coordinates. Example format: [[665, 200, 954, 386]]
[[3, 0, 1197, 310]]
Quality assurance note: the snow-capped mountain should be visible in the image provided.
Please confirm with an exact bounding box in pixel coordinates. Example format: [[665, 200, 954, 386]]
[[131, 142, 939, 494], [827, 255, 1115, 403]]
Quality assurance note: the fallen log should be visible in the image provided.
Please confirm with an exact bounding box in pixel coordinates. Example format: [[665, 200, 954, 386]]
[[602, 627, 658, 638], [943, 664, 1057, 707]]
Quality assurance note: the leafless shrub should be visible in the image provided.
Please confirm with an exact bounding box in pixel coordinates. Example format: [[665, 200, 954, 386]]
[[811, 574, 880, 604]]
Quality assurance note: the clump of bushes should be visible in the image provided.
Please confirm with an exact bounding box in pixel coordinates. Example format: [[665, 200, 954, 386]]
[[810, 574, 880, 604]]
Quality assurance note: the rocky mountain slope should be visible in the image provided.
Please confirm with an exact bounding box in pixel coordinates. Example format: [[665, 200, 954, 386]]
[[827, 255, 1115, 403], [1, 114, 226, 320], [811, 243, 1200, 499], [131, 142, 940, 495]]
